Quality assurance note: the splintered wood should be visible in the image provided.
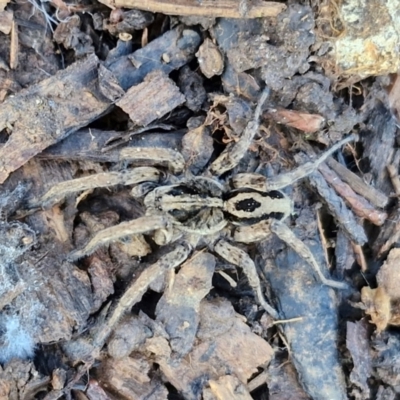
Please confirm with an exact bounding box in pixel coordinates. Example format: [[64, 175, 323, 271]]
[[99, 0, 286, 18]]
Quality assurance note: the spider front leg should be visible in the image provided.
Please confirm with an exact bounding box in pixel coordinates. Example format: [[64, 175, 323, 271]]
[[34, 167, 161, 209], [68, 215, 168, 260], [270, 219, 348, 290], [214, 239, 279, 319], [231, 134, 358, 192]]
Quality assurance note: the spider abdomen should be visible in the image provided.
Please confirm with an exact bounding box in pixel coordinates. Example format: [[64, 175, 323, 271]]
[[223, 189, 292, 225]]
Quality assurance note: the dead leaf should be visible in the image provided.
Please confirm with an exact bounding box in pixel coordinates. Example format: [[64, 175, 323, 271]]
[[377, 248, 400, 298], [266, 108, 325, 133], [361, 286, 391, 332]]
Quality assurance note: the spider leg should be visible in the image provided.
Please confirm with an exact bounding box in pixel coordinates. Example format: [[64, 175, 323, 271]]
[[214, 239, 279, 318], [209, 87, 271, 176], [270, 219, 349, 290], [93, 243, 191, 348], [35, 167, 161, 209], [153, 225, 182, 245], [119, 147, 185, 174], [231, 134, 358, 191], [68, 215, 168, 260]]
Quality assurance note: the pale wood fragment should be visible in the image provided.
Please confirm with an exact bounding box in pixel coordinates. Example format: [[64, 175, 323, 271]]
[[99, 0, 286, 18], [9, 20, 18, 69]]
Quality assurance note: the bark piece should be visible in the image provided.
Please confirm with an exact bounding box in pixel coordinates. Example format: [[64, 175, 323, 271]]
[[53, 15, 94, 57], [259, 208, 348, 400], [372, 331, 400, 390], [40, 128, 185, 163], [86, 380, 111, 400], [206, 375, 253, 400], [108, 28, 201, 90], [178, 65, 206, 112], [361, 104, 397, 194], [295, 153, 367, 245], [18, 257, 93, 343], [87, 256, 115, 311], [346, 320, 372, 398], [116, 70, 185, 126], [108, 315, 152, 359], [100, 355, 168, 400], [309, 170, 367, 244], [326, 157, 389, 209], [318, 162, 387, 226], [104, 9, 154, 35], [0, 54, 110, 184], [155, 252, 215, 356], [181, 125, 213, 174], [148, 298, 273, 398], [373, 206, 400, 259], [265, 352, 310, 400], [99, 0, 286, 18], [0, 219, 36, 310], [98, 64, 125, 102]]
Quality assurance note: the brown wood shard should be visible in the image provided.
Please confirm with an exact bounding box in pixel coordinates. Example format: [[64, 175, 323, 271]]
[[116, 70, 185, 126], [0, 54, 111, 184], [100, 0, 286, 18]]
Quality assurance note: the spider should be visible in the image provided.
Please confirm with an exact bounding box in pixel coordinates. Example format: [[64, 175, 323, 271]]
[[36, 88, 355, 342]]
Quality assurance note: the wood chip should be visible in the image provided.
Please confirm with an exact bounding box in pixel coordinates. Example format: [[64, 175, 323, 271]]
[[116, 70, 185, 126], [327, 157, 389, 208], [346, 320, 372, 398], [98, 0, 286, 19], [318, 162, 388, 226]]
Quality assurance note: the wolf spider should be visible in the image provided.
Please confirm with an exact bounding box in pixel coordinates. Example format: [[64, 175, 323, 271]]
[[36, 88, 355, 344]]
